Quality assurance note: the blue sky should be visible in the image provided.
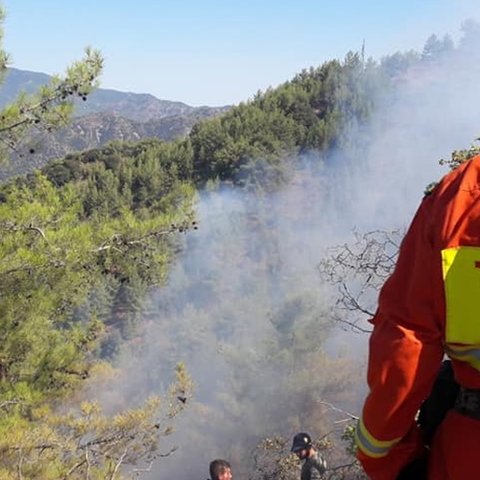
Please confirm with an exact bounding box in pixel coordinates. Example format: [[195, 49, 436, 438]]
[[3, 0, 480, 106]]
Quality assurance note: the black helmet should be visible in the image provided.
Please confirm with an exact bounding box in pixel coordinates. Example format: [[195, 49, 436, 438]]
[[291, 432, 312, 452]]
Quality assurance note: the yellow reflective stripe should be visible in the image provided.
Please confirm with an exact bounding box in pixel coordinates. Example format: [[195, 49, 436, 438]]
[[446, 344, 480, 372], [442, 247, 480, 344], [355, 418, 401, 458]]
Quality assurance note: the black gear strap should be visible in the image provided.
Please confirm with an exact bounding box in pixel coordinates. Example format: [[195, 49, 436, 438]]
[[455, 386, 480, 420]]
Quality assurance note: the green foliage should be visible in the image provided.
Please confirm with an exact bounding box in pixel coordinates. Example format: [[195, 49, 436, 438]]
[[188, 24, 480, 193], [0, 7, 196, 476], [190, 51, 391, 190], [380, 51, 419, 78], [0, 168, 194, 471], [341, 423, 358, 457], [191, 102, 302, 185], [250, 433, 364, 480], [422, 34, 454, 61], [42, 138, 194, 216], [0, 177, 97, 393], [0, 166, 194, 393], [0, 48, 103, 161], [439, 138, 480, 171], [3, 14, 480, 479], [424, 138, 480, 194], [0, 363, 193, 480], [250, 436, 302, 480]]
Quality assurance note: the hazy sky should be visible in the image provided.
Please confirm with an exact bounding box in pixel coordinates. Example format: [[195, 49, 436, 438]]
[[4, 0, 480, 106]]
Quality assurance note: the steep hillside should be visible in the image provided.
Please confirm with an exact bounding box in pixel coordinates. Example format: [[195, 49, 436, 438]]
[[4, 24, 480, 478], [0, 107, 229, 180], [0, 68, 230, 178]]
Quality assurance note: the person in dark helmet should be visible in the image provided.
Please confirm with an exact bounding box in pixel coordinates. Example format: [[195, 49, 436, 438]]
[[291, 432, 327, 480], [209, 459, 233, 480]]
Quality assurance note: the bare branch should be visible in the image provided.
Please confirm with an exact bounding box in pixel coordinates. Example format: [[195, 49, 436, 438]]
[[109, 448, 128, 480], [86, 447, 91, 480], [319, 229, 403, 333], [1, 221, 49, 242], [0, 399, 23, 410], [325, 461, 362, 479], [63, 458, 87, 480], [318, 401, 359, 421], [157, 446, 178, 457], [26, 225, 48, 242], [92, 221, 197, 253], [17, 449, 24, 480], [131, 460, 153, 475]]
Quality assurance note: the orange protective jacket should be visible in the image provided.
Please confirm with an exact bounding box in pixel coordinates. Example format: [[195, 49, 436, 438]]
[[355, 154, 480, 479]]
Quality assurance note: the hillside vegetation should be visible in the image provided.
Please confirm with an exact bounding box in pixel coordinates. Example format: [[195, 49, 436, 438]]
[[1, 17, 480, 479]]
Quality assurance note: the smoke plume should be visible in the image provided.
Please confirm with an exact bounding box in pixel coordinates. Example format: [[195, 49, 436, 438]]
[[90, 22, 480, 480]]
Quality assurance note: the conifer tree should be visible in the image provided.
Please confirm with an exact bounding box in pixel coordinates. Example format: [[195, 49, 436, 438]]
[[0, 5, 194, 478], [0, 6, 103, 162]]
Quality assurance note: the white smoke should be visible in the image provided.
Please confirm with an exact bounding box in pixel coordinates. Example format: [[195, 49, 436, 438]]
[[89, 23, 480, 480]]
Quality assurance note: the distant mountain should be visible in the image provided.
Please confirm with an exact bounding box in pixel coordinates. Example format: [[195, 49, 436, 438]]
[[0, 68, 52, 104], [0, 68, 230, 178], [1, 68, 224, 121], [0, 109, 228, 179]]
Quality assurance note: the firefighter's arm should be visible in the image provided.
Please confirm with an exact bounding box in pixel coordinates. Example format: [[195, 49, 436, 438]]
[[312, 454, 327, 475], [355, 196, 444, 480]]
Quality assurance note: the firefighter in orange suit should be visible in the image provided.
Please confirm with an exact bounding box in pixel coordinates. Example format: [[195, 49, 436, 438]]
[[355, 154, 480, 480]]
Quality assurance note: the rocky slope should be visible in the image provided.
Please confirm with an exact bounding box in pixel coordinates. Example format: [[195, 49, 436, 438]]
[[0, 68, 230, 178]]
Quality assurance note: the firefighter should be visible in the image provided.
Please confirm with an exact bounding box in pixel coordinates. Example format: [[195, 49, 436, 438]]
[[290, 432, 327, 480], [355, 153, 480, 479], [209, 459, 232, 480]]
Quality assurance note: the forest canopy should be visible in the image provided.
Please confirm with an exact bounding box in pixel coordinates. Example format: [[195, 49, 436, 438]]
[[2, 9, 480, 479]]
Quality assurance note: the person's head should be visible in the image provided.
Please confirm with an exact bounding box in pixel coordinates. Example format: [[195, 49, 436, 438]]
[[290, 432, 313, 460], [209, 459, 232, 480]]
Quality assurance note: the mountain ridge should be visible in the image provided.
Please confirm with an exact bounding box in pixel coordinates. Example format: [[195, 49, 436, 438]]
[[0, 67, 231, 178]]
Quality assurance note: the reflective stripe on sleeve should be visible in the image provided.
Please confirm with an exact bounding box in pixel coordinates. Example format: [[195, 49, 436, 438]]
[[355, 417, 401, 458]]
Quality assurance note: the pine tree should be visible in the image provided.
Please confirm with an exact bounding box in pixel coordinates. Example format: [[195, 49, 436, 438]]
[[0, 6, 103, 162], [0, 6, 194, 478]]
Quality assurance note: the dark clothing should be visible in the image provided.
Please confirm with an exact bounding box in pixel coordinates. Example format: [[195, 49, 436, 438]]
[[396, 457, 428, 480], [300, 451, 327, 480]]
